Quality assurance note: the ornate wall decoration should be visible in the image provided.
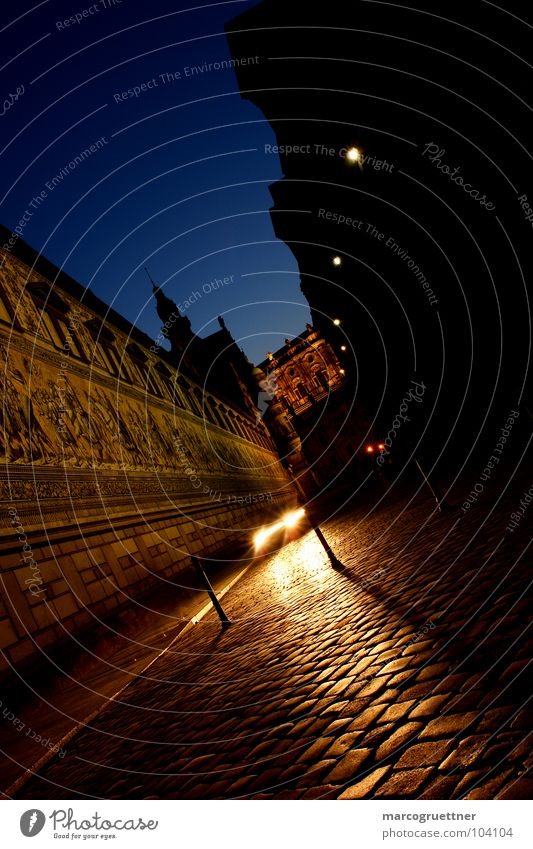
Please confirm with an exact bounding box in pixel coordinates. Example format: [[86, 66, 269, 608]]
[[1, 246, 289, 518]]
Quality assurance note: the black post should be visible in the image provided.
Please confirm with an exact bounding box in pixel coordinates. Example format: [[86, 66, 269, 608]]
[[191, 556, 232, 627], [288, 466, 344, 569]]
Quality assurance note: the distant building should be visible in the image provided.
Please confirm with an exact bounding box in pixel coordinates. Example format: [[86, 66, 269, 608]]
[[255, 325, 371, 490]]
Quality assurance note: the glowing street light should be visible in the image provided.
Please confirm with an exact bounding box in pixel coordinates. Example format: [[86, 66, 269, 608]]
[[340, 345, 347, 351], [332, 255, 342, 267], [333, 318, 341, 326]]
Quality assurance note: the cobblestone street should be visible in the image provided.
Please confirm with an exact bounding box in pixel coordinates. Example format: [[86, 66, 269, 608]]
[[12, 478, 532, 800]]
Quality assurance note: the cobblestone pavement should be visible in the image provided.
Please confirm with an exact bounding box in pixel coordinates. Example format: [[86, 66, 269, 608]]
[[13, 480, 532, 800]]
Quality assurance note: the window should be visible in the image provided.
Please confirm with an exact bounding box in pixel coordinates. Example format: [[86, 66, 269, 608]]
[[226, 412, 238, 435], [211, 405, 226, 429], [234, 418, 247, 439], [126, 343, 147, 385], [193, 388, 206, 418], [203, 404, 217, 426], [155, 361, 174, 400], [106, 344, 130, 379], [28, 282, 84, 357], [317, 370, 329, 388], [146, 368, 162, 397], [293, 382, 306, 401], [0, 282, 15, 325], [85, 319, 123, 376]]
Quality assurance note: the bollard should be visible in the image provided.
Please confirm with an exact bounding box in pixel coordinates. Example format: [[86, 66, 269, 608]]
[[191, 556, 232, 628]]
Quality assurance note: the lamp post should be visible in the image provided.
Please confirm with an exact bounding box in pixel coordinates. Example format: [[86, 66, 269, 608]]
[[287, 465, 343, 569]]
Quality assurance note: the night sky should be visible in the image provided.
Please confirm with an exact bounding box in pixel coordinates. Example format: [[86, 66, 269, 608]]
[[1, 0, 309, 364]]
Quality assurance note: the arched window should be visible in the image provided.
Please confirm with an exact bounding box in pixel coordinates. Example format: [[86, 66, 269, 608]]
[[0, 282, 15, 326], [29, 282, 84, 358], [293, 381, 306, 401]]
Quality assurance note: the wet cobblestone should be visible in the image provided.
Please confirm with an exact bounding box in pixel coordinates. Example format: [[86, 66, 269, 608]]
[[13, 485, 532, 799]]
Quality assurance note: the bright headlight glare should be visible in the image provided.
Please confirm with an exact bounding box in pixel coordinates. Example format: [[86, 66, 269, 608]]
[[254, 520, 285, 549], [254, 509, 306, 549]]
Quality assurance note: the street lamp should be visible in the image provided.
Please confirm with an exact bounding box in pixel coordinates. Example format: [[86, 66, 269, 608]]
[[333, 318, 341, 326], [332, 255, 342, 267], [340, 345, 347, 351]]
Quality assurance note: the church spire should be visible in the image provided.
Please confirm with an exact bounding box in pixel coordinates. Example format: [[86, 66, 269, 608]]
[[146, 267, 180, 326], [147, 268, 193, 354], [144, 266, 156, 287]]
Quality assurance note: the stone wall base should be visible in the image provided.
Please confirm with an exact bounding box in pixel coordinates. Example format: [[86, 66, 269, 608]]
[[0, 494, 290, 676]]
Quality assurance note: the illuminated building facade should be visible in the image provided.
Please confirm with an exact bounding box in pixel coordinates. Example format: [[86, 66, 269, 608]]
[[0, 225, 291, 673]]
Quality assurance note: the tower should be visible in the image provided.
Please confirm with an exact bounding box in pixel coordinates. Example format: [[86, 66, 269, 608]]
[[150, 278, 194, 358]]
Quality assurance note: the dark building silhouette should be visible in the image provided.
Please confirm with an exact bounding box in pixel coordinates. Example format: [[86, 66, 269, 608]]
[[151, 276, 259, 415], [226, 0, 532, 475]]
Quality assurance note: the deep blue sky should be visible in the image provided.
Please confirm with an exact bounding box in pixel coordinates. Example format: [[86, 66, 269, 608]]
[[0, 0, 310, 364]]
